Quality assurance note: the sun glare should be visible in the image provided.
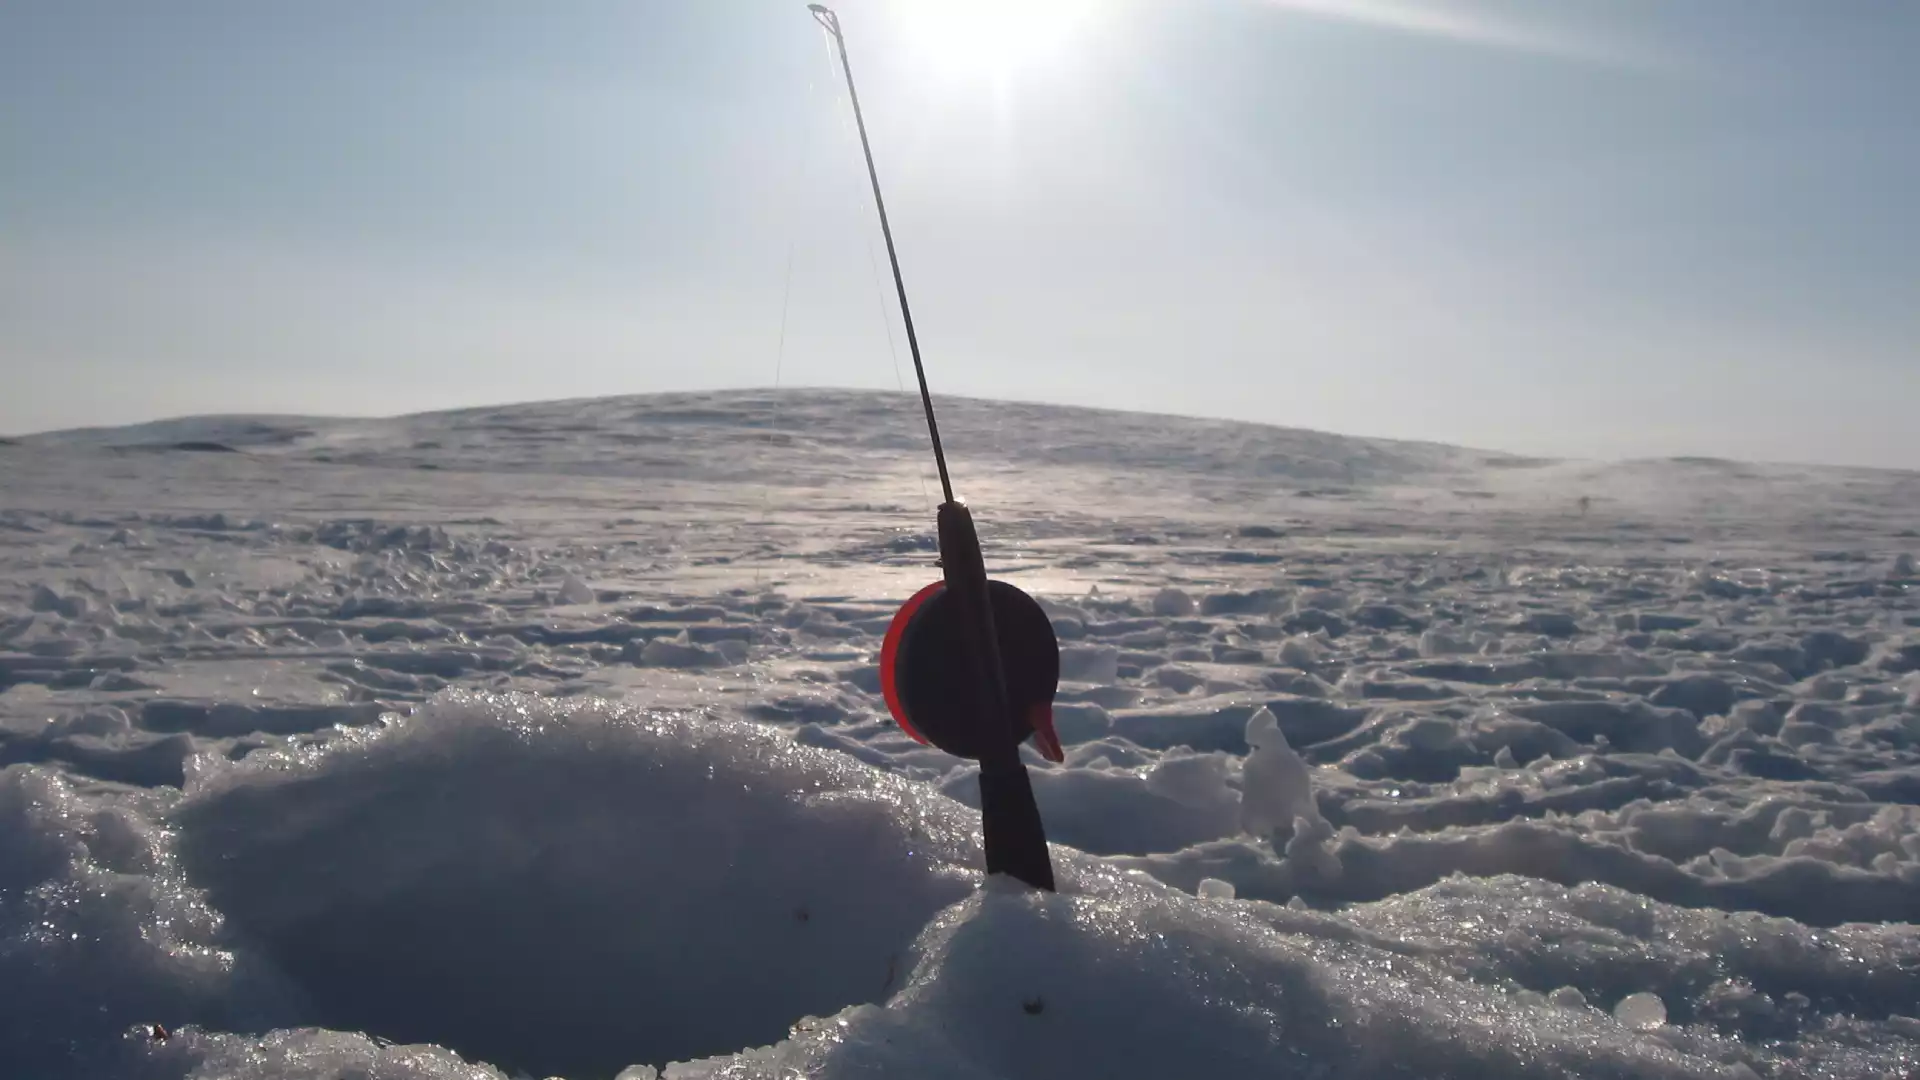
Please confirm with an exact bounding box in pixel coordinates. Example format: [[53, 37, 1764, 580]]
[[889, 0, 1099, 84]]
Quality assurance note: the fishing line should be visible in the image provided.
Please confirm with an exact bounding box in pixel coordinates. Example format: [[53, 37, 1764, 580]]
[[773, 244, 797, 388], [866, 237, 933, 514], [814, 24, 935, 515], [756, 241, 797, 591], [754, 49, 828, 591], [753, 250, 796, 593]]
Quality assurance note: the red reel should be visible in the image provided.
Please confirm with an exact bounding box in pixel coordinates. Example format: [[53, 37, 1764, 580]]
[[878, 580, 943, 748], [878, 579, 1063, 763]]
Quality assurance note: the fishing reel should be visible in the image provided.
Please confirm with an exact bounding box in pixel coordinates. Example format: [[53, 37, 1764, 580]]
[[876, 502, 1063, 892], [880, 576, 1064, 765]]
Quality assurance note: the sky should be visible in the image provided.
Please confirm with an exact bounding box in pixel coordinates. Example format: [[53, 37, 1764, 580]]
[[2, 0, 1916, 468]]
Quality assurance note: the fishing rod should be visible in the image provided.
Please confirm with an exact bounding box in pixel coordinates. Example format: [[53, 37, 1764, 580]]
[[808, 3, 1060, 892]]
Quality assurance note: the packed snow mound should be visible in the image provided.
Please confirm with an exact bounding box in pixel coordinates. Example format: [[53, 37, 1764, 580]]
[[0, 761, 252, 1079], [170, 692, 980, 1078], [665, 873, 1725, 1080], [4, 692, 980, 1079]]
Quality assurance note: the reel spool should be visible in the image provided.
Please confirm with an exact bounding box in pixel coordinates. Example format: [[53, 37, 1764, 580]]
[[879, 578, 1064, 764]]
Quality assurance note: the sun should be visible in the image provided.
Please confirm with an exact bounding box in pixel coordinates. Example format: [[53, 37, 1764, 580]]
[[886, 0, 1099, 84]]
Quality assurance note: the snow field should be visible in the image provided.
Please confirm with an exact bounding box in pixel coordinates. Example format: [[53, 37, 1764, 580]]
[[3, 390, 1918, 1078]]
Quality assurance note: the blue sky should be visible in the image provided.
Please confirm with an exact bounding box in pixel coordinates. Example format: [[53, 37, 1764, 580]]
[[3, 1, 1915, 467]]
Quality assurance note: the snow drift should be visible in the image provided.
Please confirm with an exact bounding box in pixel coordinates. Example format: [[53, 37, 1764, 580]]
[[0, 693, 1914, 1080]]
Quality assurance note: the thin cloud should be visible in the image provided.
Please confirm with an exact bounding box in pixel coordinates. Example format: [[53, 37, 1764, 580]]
[[1261, 0, 1674, 72]]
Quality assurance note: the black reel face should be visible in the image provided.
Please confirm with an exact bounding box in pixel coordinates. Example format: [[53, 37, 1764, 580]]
[[880, 580, 1061, 762]]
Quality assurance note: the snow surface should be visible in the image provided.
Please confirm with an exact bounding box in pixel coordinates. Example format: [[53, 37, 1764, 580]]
[[3, 388, 1920, 1079]]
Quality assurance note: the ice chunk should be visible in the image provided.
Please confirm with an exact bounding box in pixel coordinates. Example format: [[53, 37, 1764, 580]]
[[1144, 750, 1239, 813], [1278, 634, 1322, 668], [1550, 986, 1589, 1009], [1727, 700, 1784, 737], [1240, 706, 1324, 839], [1514, 610, 1580, 637], [1151, 587, 1196, 616], [556, 574, 596, 606], [1059, 645, 1120, 683], [1196, 877, 1236, 900], [1283, 812, 1344, 882], [30, 583, 89, 619], [1294, 588, 1346, 612], [1418, 628, 1474, 657], [638, 633, 735, 668], [1614, 991, 1667, 1030]]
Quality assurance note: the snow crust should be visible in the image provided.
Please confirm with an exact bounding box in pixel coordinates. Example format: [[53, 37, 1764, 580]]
[[4, 389, 1920, 1079]]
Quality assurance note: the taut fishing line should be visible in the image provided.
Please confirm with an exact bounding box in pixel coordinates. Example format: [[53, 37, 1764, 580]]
[[813, 23, 934, 516], [754, 51, 825, 592], [864, 235, 932, 514]]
